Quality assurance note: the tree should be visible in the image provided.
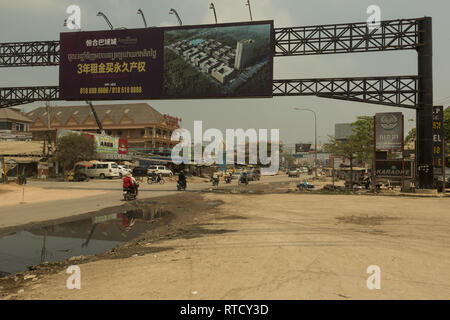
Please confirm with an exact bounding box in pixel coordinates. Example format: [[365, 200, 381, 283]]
[[324, 135, 360, 187], [350, 116, 374, 164], [54, 133, 95, 169], [405, 127, 416, 144]]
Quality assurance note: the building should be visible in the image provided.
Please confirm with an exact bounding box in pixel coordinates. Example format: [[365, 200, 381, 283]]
[[0, 108, 33, 141], [26, 103, 180, 154], [211, 65, 235, 84], [334, 123, 353, 141], [234, 39, 255, 70]]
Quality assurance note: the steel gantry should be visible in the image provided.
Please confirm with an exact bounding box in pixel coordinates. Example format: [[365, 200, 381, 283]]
[[0, 17, 433, 187]]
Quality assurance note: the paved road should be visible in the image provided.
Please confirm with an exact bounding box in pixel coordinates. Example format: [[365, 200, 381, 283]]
[[0, 175, 296, 229]]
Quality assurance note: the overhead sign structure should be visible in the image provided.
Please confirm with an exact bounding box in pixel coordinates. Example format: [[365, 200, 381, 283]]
[[59, 20, 274, 100], [432, 106, 444, 176], [375, 160, 413, 178], [375, 112, 403, 150]]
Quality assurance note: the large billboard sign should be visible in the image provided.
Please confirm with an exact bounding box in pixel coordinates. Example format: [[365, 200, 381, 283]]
[[432, 106, 444, 176], [56, 129, 127, 155], [375, 112, 403, 150], [59, 21, 274, 100]]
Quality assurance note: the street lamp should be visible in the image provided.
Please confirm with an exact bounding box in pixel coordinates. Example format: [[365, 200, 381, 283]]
[[96, 12, 114, 30], [169, 8, 182, 26], [294, 107, 318, 177], [245, 0, 253, 21], [209, 3, 218, 24], [137, 9, 148, 28]]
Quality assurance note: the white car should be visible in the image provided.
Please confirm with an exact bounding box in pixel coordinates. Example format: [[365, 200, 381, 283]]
[[117, 165, 132, 178], [147, 165, 173, 177], [85, 162, 121, 179]]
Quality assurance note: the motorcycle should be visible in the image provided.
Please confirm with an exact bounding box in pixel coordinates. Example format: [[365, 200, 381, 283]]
[[147, 175, 165, 185], [177, 180, 187, 191], [123, 187, 137, 201], [225, 175, 232, 184], [238, 175, 248, 185], [211, 177, 219, 186]]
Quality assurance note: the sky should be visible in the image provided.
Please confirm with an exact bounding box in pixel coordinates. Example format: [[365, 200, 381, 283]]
[[1, 0, 449, 147]]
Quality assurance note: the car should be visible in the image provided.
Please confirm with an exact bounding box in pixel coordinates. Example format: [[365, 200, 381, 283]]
[[288, 168, 300, 177], [147, 165, 173, 177], [84, 162, 120, 179], [117, 165, 132, 178]]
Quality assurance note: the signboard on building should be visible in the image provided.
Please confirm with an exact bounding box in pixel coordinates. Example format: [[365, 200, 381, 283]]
[[375, 112, 403, 150], [432, 106, 444, 176], [375, 160, 413, 178], [56, 129, 127, 155], [295, 144, 311, 153], [59, 20, 274, 100]]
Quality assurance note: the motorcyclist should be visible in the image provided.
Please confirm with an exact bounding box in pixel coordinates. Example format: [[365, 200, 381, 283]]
[[123, 173, 138, 196], [240, 170, 248, 184], [178, 171, 187, 189], [211, 171, 219, 186]]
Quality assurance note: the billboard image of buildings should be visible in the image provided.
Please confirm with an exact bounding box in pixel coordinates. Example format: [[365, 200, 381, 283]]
[[163, 21, 273, 98], [59, 21, 273, 101]]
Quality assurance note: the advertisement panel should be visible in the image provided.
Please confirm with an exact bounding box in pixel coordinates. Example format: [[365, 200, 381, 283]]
[[59, 20, 274, 100], [375, 112, 403, 150], [56, 129, 127, 155], [295, 144, 311, 153], [432, 106, 444, 176], [375, 160, 413, 178]]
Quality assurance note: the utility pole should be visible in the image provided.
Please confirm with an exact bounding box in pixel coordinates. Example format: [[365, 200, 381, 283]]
[[245, 0, 253, 21], [294, 107, 318, 177]]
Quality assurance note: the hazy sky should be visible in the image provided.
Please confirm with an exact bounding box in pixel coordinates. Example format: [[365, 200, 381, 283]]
[[1, 0, 449, 146]]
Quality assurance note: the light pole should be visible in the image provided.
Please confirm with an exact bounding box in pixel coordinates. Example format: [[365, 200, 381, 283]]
[[137, 9, 148, 28], [169, 8, 182, 26], [245, 0, 253, 21], [96, 12, 114, 30], [209, 3, 218, 24], [294, 107, 318, 177]]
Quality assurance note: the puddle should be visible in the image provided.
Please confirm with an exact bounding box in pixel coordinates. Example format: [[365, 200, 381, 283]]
[[0, 207, 170, 277]]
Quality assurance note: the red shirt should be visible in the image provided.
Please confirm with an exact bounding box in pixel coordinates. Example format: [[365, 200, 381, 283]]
[[123, 177, 132, 188]]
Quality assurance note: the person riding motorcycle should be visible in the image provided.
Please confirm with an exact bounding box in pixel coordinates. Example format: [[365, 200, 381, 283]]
[[149, 171, 162, 183], [178, 171, 187, 189], [240, 171, 249, 184], [211, 171, 220, 186], [123, 173, 138, 196]]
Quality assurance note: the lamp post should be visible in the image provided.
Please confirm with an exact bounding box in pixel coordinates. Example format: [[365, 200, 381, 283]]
[[209, 3, 218, 24], [96, 12, 114, 30], [137, 9, 148, 28], [169, 8, 182, 26], [245, 0, 253, 21], [294, 107, 318, 177]]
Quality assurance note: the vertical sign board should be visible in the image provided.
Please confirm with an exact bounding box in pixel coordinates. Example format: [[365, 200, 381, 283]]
[[375, 112, 403, 150], [59, 21, 274, 100], [432, 106, 444, 176]]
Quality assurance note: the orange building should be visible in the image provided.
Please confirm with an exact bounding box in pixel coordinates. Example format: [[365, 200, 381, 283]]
[[26, 103, 180, 153]]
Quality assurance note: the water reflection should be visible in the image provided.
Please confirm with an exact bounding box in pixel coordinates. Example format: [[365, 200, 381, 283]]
[[0, 207, 168, 276]]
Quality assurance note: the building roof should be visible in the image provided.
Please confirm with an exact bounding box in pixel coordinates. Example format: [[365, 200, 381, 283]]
[[0, 141, 44, 156], [0, 108, 33, 123], [26, 103, 165, 127]]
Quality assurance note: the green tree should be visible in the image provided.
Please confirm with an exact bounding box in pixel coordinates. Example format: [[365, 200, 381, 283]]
[[54, 133, 95, 169], [324, 135, 360, 187], [405, 127, 416, 144], [350, 116, 374, 164]]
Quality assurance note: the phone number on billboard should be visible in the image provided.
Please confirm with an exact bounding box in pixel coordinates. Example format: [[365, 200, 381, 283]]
[[79, 86, 143, 95]]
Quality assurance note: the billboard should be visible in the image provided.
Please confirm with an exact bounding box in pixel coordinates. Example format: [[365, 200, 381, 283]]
[[56, 129, 127, 155], [375, 112, 403, 150], [295, 143, 311, 153], [59, 21, 274, 100], [375, 160, 413, 178], [432, 106, 444, 176]]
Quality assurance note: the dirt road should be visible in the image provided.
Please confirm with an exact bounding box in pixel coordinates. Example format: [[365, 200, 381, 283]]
[[7, 190, 450, 300]]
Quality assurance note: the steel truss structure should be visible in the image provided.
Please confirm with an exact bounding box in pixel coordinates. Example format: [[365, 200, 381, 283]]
[[273, 76, 418, 108], [0, 17, 434, 187], [0, 41, 59, 67], [274, 18, 419, 56]]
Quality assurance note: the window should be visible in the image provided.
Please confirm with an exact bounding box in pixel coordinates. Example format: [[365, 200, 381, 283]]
[[0, 121, 12, 130], [140, 130, 145, 136], [15, 123, 25, 132]]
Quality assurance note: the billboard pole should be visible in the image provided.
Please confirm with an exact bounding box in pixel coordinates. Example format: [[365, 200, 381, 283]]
[[373, 115, 376, 192], [402, 114, 405, 190]]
